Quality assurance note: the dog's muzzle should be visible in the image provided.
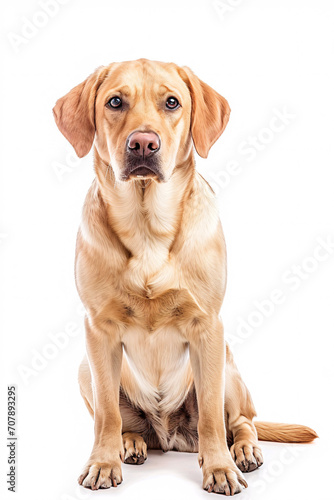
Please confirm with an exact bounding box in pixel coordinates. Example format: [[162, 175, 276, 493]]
[[123, 131, 163, 181]]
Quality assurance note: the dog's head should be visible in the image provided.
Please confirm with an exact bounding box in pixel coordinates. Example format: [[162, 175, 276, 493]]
[[53, 59, 230, 183]]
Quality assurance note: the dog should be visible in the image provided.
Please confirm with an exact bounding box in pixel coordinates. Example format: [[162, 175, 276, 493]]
[[53, 59, 317, 495]]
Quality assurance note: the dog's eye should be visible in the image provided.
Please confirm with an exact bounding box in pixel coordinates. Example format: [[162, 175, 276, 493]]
[[108, 96, 122, 109], [166, 97, 180, 110]]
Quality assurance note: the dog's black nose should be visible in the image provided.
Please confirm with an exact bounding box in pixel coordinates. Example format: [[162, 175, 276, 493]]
[[127, 131, 160, 157]]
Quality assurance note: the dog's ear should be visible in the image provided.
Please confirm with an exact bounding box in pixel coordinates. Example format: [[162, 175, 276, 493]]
[[179, 66, 231, 158], [53, 66, 109, 158]]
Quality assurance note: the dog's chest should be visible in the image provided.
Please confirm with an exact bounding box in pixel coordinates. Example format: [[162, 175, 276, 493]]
[[121, 240, 179, 300], [121, 325, 191, 415]]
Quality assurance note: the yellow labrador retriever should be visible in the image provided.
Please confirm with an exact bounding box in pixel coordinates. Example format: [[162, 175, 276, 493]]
[[53, 59, 317, 495]]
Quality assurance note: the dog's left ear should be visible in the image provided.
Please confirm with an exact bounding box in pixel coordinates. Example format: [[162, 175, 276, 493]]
[[53, 66, 109, 158], [179, 67, 231, 158]]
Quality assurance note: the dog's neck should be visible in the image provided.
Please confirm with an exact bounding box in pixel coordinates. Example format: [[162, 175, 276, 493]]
[[94, 149, 195, 260]]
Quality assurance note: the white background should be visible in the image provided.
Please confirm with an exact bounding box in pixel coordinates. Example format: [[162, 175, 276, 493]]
[[1, 1, 334, 499]]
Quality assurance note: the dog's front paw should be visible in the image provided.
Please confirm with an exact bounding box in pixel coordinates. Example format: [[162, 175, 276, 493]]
[[202, 459, 247, 495], [78, 459, 122, 490]]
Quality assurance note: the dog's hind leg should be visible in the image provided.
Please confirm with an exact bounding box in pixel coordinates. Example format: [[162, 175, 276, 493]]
[[118, 389, 153, 464], [225, 344, 264, 472]]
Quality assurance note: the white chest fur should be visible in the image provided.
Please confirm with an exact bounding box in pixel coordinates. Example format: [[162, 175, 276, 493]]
[[121, 325, 191, 417]]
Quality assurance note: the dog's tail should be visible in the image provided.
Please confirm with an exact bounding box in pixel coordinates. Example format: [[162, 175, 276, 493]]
[[254, 421, 318, 443]]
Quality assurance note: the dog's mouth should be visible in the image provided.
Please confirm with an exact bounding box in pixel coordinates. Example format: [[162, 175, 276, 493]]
[[129, 165, 159, 178], [123, 154, 164, 182]]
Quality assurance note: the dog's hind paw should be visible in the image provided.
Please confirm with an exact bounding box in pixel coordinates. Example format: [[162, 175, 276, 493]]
[[123, 432, 147, 465]]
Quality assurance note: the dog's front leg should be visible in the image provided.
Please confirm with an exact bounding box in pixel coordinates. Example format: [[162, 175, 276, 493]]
[[78, 317, 123, 490], [189, 316, 247, 495]]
